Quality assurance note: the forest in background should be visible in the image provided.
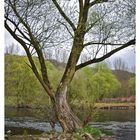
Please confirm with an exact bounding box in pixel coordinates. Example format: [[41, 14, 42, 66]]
[[5, 54, 135, 108]]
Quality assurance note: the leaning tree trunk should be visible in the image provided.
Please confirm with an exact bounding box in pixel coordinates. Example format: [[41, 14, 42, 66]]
[[54, 85, 82, 132], [53, 26, 86, 132]]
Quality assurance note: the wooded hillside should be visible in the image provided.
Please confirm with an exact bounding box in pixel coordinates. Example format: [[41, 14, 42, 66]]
[[5, 54, 135, 108]]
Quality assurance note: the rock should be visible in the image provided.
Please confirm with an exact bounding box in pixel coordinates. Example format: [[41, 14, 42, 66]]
[[81, 133, 95, 140], [39, 138, 49, 140], [6, 130, 12, 135], [57, 133, 65, 140], [5, 134, 9, 140], [65, 133, 72, 139], [100, 134, 106, 137], [97, 135, 116, 140]]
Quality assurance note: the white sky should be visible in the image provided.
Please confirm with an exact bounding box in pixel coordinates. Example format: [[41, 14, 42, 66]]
[[108, 46, 135, 70]]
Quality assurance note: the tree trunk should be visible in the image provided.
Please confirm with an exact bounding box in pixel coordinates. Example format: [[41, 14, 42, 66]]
[[53, 30, 85, 132], [54, 85, 82, 132]]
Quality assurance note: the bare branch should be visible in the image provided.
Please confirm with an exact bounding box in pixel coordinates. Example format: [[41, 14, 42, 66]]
[[24, 61, 32, 70], [52, 0, 76, 31], [57, 20, 74, 38], [5, 20, 55, 101], [5, 21, 40, 79], [84, 42, 123, 47], [5, 16, 31, 42], [85, 11, 107, 33], [8, 1, 54, 89], [89, 0, 109, 7], [76, 39, 135, 70]]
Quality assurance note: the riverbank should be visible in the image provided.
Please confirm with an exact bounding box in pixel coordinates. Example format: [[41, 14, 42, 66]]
[[5, 107, 135, 140], [5, 102, 135, 110], [5, 133, 116, 140], [5, 124, 116, 140], [94, 102, 135, 110]]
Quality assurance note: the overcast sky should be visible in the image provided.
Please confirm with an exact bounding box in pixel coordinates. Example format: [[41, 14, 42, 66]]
[[108, 46, 135, 70]]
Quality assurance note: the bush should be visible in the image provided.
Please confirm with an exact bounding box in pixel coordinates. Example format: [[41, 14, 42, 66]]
[[73, 125, 102, 139]]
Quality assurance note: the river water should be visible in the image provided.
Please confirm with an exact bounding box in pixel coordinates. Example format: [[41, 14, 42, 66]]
[[5, 107, 135, 140]]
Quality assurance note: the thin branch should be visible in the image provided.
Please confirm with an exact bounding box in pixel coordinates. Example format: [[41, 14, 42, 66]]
[[85, 11, 107, 33], [9, 1, 54, 90], [5, 16, 31, 42], [5, 21, 39, 79], [84, 42, 124, 47], [57, 20, 74, 38], [76, 38, 135, 70], [5, 20, 55, 101], [52, 0, 76, 31], [24, 61, 32, 70], [89, 0, 109, 7]]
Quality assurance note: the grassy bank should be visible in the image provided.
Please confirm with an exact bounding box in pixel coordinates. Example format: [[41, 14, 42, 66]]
[[6, 134, 116, 140], [5, 125, 116, 140], [94, 102, 135, 109], [5, 102, 135, 110]]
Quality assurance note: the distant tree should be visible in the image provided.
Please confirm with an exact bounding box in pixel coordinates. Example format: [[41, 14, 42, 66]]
[[5, 0, 135, 132], [61, 49, 68, 63], [5, 43, 19, 54], [131, 66, 135, 73], [85, 63, 121, 101], [128, 77, 135, 95], [70, 63, 120, 104], [113, 58, 128, 71], [44, 49, 53, 60], [111, 69, 135, 97], [5, 55, 47, 107]]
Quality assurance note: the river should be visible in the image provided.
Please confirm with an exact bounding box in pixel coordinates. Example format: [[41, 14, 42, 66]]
[[5, 107, 135, 140]]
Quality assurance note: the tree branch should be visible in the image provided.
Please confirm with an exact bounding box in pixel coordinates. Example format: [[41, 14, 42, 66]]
[[85, 11, 107, 33], [8, 1, 54, 90], [78, 0, 84, 22], [57, 20, 74, 38], [5, 16, 31, 43], [52, 0, 76, 31], [89, 0, 109, 7], [5, 20, 55, 102], [82, 0, 90, 23], [76, 39, 135, 70], [84, 42, 124, 47]]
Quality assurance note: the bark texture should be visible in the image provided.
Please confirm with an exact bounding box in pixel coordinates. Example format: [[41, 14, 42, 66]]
[[55, 85, 82, 132]]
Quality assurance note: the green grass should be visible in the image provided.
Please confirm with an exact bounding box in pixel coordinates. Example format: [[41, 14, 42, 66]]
[[73, 125, 103, 139]]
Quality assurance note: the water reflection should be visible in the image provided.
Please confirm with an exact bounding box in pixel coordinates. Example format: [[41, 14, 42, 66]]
[[5, 107, 135, 122], [5, 107, 52, 121], [93, 110, 135, 122]]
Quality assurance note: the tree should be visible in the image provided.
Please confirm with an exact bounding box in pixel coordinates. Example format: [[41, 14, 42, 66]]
[[113, 57, 128, 71], [5, 0, 135, 132], [128, 77, 135, 95], [5, 43, 19, 54], [70, 63, 120, 104], [5, 55, 48, 107], [87, 63, 121, 101]]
